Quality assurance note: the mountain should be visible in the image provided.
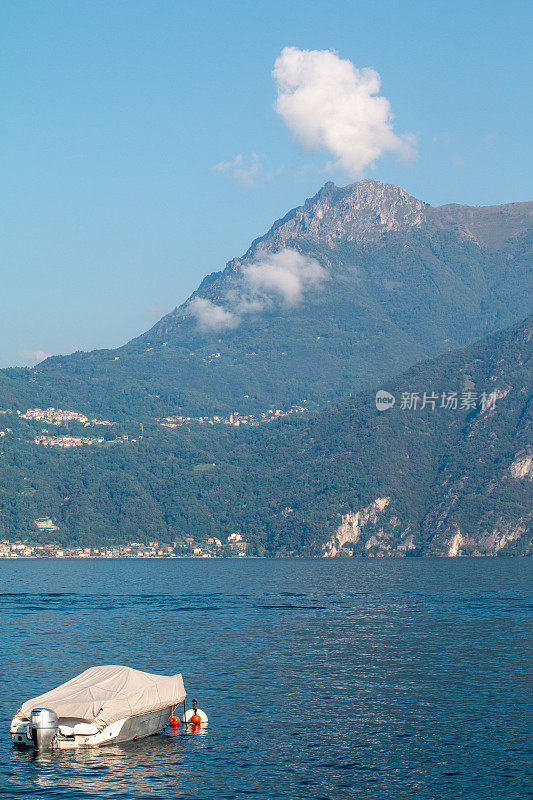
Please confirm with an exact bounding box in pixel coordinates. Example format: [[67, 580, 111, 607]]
[[241, 313, 533, 557], [1, 315, 531, 556], [3, 180, 531, 418]]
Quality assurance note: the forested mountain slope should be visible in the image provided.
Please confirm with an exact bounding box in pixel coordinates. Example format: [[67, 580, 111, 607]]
[[1, 315, 531, 556]]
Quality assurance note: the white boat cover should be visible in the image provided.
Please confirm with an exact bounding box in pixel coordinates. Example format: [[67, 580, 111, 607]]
[[17, 665, 186, 731]]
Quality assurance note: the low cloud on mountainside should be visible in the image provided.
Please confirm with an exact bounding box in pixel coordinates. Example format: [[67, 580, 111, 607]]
[[240, 249, 327, 307], [187, 297, 240, 332], [188, 248, 329, 331], [273, 46, 416, 177]]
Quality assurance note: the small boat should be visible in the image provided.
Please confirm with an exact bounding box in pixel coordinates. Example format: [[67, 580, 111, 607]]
[[10, 664, 186, 749]]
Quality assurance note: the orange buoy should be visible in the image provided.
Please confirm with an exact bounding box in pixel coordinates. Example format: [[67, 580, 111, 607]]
[[191, 714, 201, 724], [169, 716, 180, 728]]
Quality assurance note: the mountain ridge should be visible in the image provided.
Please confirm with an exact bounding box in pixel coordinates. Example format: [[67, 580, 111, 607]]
[[150, 179, 531, 335]]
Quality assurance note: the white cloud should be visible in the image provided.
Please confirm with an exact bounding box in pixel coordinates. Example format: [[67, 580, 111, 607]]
[[273, 46, 416, 177], [241, 248, 328, 307], [214, 152, 264, 186], [187, 297, 240, 332], [19, 349, 51, 366], [188, 248, 328, 332]]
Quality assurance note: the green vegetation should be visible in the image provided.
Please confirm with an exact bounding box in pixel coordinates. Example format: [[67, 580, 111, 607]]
[[0, 316, 531, 556]]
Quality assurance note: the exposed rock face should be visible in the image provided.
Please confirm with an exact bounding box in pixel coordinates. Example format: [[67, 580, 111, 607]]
[[509, 451, 533, 480], [478, 518, 529, 553], [322, 498, 391, 557], [230, 178, 532, 262], [446, 519, 530, 556], [322, 498, 419, 557], [245, 180, 428, 253], [326, 504, 532, 558], [423, 465, 532, 557], [448, 531, 465, 557]]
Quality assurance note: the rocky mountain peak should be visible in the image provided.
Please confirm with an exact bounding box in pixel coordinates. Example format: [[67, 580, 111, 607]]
[[246, 179, 429, 255]]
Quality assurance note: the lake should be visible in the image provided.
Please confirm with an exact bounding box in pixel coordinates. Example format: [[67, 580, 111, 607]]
[[0, 558, 531, 799]]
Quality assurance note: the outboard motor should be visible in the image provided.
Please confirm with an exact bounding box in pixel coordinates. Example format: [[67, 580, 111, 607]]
[[29, 708, 59, 749]]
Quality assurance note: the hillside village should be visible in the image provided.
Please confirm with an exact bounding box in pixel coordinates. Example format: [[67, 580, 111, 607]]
[[0, 404, 309, 446], [0, 407, 126, 448], [20, 407, 116, 426], [159, 405, 307, 429], [33, 434, 121, 448]]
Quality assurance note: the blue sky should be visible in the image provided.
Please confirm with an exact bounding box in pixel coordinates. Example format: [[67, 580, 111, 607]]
[[2, 0, 531, 367]]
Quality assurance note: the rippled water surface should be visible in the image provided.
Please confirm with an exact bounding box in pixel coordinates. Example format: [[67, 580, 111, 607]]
[[0, 558, 531, 799]]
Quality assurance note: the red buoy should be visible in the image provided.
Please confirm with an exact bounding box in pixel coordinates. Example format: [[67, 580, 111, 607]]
[[191, 714, 201, 724], [169, 716, 180, 728]]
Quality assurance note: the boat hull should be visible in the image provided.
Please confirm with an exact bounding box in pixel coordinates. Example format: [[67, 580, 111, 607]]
[[11, 705, 174, 749], [113, 705, 174, 744]]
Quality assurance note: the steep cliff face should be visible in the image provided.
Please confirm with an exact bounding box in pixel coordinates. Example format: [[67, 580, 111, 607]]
[[322, 499, 418, 558], [444, 519, 529, 557], [239, 179, 531, 256], [241, 180, 428, 253], [421, 443, 533, 557], [323, 500, 531, 558], [509, 450, 533, 480], [322, 498, 392, 557]]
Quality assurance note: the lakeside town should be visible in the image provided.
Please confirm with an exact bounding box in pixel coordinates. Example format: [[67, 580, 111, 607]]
[[0, 532, 250, 559], [0, 404, 307, 545]]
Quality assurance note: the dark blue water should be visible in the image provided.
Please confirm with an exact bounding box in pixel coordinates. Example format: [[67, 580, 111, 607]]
[[0, 559, 531, 800]]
